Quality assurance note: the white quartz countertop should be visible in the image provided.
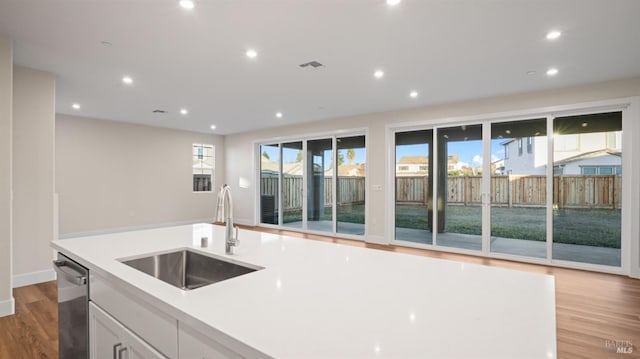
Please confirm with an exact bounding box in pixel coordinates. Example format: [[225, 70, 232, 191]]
[[52, 224, 556, 358]]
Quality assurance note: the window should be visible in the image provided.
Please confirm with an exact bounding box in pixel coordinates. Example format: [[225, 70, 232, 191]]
[[527, 137, 533, 154], [581, 166, 621, 175], [398, 165, 409, 171], [518, 138, 523, 156], [419, 165, 428, 171], [193, 144, 214, 192], [504, 144, 509, 159]]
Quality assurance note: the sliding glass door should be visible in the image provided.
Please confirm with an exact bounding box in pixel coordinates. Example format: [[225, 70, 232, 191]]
[[552, 112, 622, 266], [260, 144, 280, 225], [490, 119, 547, 258], [434, 125, 483, 251], [394, 130, 432, 245], [393, 110, 625, 270], [336, 136, 366, 235], [281, 141, 303, 229], [307, 138, 333, 233], [258, 134, 366, 238]]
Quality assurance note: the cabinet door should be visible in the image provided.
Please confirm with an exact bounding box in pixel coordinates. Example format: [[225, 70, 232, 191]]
[[90, 303, 124, 359], [123, 327, 167, 359], [179, 323, 243, 359]]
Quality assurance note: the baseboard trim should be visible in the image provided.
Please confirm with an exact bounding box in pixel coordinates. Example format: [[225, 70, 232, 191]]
[[0, 297, 15, 317], [59, 218, 212, 239], [366, 234, 388, 245], [13, 269, 57, 288]]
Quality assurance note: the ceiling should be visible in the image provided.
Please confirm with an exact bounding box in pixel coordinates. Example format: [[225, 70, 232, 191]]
[[1, 0, 639, 135]]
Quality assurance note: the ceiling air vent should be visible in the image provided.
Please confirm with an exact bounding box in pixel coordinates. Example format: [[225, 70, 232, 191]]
[[299, 61, 324, 69], [152, 109, 168, 114]]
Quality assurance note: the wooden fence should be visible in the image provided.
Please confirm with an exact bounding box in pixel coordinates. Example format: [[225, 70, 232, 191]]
[[261, 176, 366, 210], [262, 175, 621, 210]]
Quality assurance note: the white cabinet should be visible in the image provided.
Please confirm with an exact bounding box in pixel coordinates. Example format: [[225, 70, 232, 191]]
[[90, 302, 166, 359], [178, 323, 244, 359]]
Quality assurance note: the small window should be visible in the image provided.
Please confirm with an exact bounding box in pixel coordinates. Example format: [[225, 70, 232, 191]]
[[419, 165, 427, 171], [527, 137, 533, 154], [504, 144, 509, 159], [398, 165, 409, 171], [517, 138, 523, 156], [193, 144, 214, 192], [615, 166, 622, 175], [581, 167, 597, 175]]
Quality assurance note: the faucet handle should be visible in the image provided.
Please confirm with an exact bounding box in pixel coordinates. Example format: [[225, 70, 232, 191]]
[[233, 226, 240, 247]]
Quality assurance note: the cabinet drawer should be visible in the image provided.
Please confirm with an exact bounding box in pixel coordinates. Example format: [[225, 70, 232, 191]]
[[91, 273, 178, 358]]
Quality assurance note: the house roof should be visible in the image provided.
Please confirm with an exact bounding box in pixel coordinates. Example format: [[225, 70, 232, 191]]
[[397, 156, 428, 165], [554, 148, 621, 165]]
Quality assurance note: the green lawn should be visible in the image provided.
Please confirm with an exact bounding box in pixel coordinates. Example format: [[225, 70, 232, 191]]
[[396, 204, 621, 248], [283, 203, 621, 248]]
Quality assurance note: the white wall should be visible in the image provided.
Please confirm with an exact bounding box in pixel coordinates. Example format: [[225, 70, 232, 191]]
[[56, 115, 225, 236], [0, 35, 14, 316], [12, 66, 56, 287], [225, 77, 640, 274]]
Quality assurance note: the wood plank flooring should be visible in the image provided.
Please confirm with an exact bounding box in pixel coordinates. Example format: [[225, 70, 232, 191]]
[[0, 226, 638, 358], [0, 281, 58, 359]]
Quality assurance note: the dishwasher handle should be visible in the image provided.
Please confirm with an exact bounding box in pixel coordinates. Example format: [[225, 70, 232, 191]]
[[53, 259, 88, 285]]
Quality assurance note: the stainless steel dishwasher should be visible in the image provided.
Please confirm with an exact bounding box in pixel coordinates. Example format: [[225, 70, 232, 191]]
[[54, 253, 89, 359]]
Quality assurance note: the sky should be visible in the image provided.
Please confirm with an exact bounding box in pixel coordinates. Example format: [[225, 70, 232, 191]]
[[262, 139, 508, 169], [395, 140, 508, 167]]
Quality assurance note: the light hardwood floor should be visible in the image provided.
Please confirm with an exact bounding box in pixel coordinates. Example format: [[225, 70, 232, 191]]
[[0, 226, 638, 359], [0, 281, 58, 359]]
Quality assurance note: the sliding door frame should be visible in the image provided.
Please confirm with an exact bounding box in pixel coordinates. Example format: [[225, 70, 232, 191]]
[[387, 96, 639, 276], [253, 128, 369, 241]]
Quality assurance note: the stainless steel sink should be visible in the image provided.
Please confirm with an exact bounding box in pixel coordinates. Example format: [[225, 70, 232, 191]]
[[120, 249, 262, 290]]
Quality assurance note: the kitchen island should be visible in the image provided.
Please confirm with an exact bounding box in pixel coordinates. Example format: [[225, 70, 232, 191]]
[[51, 223, 556, 358]]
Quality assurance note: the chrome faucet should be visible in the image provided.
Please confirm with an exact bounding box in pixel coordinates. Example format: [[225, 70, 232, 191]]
[[214, 184, 239, 254]]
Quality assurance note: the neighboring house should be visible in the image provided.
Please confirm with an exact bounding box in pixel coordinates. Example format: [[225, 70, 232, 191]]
[[492, 158, 505, 175], [553, 149, 622, 175], [261, 156, 365, 177], [395, 155, 463, 176], [395, 156, 429, 176], [502, 131, 622, 175]]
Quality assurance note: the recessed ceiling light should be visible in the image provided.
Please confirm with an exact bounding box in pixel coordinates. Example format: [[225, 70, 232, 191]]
[[122, 76, 133, 84], [386, 0, 401, 6], [210, 125, 217, 130], [72, 103, 80, 110], [581, 122, 588, 128], [373, 70, 384, 79], [246, 49, 258, 59], [100, 41, 112, 47], [409, 91, 419, 98], [179, 0, 195, 9], [526, 70, 537, 76], [505, 129, 511, 134], [275, 112, 283, 118], [546, 30, 562, 40], [546, 68, 559, 76], [180, 108, 188, 115]]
